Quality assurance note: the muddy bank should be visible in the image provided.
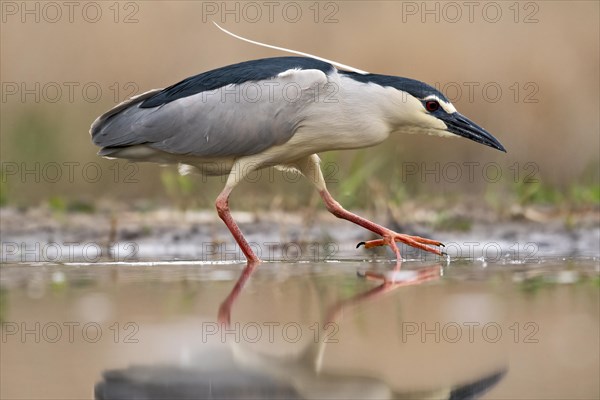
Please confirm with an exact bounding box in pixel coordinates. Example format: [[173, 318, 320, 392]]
[[1, 204, 598, 263]]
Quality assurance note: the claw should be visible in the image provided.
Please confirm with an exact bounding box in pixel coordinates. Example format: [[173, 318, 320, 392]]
[[356, 241, 366, 248]]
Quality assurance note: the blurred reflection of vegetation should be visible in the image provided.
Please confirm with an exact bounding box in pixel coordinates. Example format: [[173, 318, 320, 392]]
[[517, 262, 600, 295]]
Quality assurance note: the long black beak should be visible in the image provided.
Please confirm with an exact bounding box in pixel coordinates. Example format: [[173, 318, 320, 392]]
[[442, 113, 506, 152]]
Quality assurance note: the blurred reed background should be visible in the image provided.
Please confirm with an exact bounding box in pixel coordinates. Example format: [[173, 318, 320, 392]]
[[1, 1, 598, 213]]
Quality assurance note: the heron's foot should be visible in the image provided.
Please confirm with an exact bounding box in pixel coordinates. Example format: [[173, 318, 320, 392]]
[[357, 232, 445, 257]]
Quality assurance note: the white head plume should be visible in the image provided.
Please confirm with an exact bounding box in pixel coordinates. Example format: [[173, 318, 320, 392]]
[[213, 22, 368, 74]]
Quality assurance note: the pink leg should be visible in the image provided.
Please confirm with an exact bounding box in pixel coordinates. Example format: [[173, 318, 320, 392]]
[[216, 187, 260, 263], [319, 189, 443, 265]]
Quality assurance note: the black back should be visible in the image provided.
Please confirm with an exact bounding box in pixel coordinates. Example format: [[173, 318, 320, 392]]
[[140, 57, 334, 108]]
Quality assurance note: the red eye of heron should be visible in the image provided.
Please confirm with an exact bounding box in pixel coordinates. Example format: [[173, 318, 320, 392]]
[[425, 100, 440, 112]]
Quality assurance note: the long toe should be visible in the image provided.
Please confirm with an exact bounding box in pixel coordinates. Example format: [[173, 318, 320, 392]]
[[395, 236, 442, 256], [356, 236, 442, 256]]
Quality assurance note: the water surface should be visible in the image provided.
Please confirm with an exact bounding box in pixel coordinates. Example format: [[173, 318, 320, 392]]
[[1, 258, 598, 399]]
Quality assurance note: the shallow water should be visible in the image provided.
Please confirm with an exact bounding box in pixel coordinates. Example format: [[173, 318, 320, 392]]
[[1, 258, 599, 399]]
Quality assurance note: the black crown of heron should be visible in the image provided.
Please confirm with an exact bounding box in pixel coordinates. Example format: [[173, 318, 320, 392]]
[[90, 25, 506, 266]]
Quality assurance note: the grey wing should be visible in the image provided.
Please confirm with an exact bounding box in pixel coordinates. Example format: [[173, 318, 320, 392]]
[[90, 69, 329, 158]]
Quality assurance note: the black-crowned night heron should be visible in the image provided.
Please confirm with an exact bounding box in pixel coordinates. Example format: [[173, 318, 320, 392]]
[[90, 28, 505, 265]]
